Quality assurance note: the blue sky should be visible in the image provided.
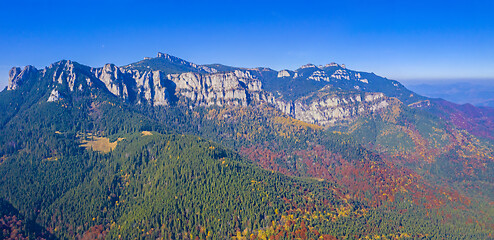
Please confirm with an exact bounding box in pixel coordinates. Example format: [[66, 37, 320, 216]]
[[1, 0, 493, 88]]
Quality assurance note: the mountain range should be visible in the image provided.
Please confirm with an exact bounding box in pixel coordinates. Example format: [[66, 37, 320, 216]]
[[407, 82, 494, 108], [1, 52, 493, 239]]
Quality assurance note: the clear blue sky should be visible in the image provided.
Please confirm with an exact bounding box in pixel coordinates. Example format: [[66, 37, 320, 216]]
[[1, 0, 493, 88]]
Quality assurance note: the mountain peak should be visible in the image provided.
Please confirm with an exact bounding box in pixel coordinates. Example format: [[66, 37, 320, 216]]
[[300, 63, 318, 69], [324, 62, 346, 69], [298, 63, 346, 70], [8, 65, 37, 90], [143, 52, 195, 68], [157, 52, 166, 58], [157, 52, 172, 59], [123, 52, 218, 74], [156, 52, 183, 63], [138, 52, 175, 61]]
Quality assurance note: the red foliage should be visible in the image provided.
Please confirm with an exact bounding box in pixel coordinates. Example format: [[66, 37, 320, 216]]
[[81, 225, 106, 240], [241, 143, 470, 209], [432, 99, 494, 140]]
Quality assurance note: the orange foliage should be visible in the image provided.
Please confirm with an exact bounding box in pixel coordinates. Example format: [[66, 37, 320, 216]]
[[241, 143, 470, 209]]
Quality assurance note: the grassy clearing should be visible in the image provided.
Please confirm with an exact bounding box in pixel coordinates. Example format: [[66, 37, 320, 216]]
[[42, 156, 59, 162], [79, 133, 124, 153], [141, 131, 153, 136]]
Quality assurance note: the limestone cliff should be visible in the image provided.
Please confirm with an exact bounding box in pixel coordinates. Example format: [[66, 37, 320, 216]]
[[91, 64, 129, 99], [8, 65, 37, 90], [271, 92, 390, 126], [168, 70, 264, 106]]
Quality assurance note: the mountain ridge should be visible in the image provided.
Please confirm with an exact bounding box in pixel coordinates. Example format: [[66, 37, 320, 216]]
[[6, 52, 427, 127]]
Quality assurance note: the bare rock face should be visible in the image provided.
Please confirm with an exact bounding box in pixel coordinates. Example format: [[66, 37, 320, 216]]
[[308, 71, 330, 81], [91, 64, 129, 100], [300, 64, 317, 69], [8, 65, 37, 90], [277, 70, 291, 78], [274, 92, 390, 126], [125, 69, 170, 106], [168, 70, 263, 106], [8, 67, 22, 90], [52, 61, 78, 91], [89, 65, 172, 105], [47, 89, 61, 102], [9, 61, 84, 92]]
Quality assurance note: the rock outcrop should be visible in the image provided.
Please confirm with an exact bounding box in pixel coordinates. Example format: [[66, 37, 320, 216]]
[[8, 65, 37, 90], [46, 60, 80, 91], [125, 69, 170, 106], [91, 64, 129, 100], [308, 71, 330, 81], [156, 52, 218, 74], [272, 92, 390, 126], [168, 70, 264, 106], [47, 89, 61, 102], [277, 70, 291, 78]]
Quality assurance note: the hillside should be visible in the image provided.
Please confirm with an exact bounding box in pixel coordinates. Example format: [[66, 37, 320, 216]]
[[1, 53, 493, 239]]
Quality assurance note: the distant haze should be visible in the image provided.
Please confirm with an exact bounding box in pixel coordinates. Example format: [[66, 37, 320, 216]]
[[405, 80, 494, 107]]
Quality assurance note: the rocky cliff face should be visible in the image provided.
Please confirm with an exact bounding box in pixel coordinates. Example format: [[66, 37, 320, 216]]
[[169, 70, 264, 106], [271, 91, 390, 125], [7, 60, 265, 107], [48, 60, 80, 91], [91, 64, 129, 99], [8, 65, 37, 90], [124, 69, 170, 106], [47, 89, 61, 102], [6, 53, 399, 127]]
